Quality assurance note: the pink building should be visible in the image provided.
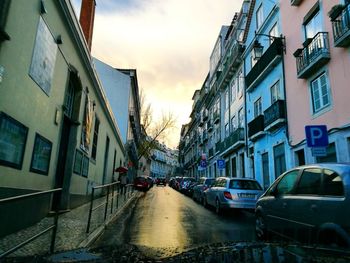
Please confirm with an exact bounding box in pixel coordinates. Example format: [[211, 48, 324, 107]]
[[281, 0, 350, 165]]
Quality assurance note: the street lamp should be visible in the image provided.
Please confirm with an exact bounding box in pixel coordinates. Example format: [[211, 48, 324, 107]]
[[252, 32, 286, 60]]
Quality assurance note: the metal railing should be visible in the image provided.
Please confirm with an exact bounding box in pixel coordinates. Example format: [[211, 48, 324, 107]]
[[0, 188, 62, 259], [86, 182, 134, 233]]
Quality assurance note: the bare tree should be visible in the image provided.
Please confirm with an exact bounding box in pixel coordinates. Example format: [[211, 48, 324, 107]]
[[138, 91, 176, 161]]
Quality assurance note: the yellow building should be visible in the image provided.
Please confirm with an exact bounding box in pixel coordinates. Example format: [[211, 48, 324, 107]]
[[0, 0, 126, 237]]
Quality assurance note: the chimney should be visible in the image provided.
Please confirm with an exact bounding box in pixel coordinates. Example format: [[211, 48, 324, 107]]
[[79, 0, 96, 50]]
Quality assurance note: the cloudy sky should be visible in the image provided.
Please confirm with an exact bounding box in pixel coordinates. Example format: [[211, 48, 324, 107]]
[[72, 0, 243, 148]]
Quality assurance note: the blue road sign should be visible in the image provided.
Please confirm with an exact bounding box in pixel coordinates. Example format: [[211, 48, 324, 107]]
[[305, 125, 329, 147], [217, 159, 225, 170], [200, 159, 207, 168]]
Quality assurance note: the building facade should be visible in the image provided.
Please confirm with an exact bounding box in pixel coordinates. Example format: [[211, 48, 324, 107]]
[[0, 0, 125, 237], [179, 0, 350, 189], [281, 0, 350, 165]]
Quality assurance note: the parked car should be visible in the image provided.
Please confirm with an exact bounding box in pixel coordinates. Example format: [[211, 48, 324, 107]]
[[147, 176, 154, 188], [255, 163, 350, 248], [156, 177, 167, 186], [192, 177, 215, 203], [183, 181, 199, 197], [203, 177, 263, 214], [134, 176, 150, 191], [179, 177, 197, 193]]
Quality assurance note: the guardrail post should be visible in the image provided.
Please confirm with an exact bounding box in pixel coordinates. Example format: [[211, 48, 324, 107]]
[[116, 183, 119, 209], [104, 185, 110, 221], [110, 184, 114, 214], [50, 209, 59, 253], [86, 188, 95, 233]]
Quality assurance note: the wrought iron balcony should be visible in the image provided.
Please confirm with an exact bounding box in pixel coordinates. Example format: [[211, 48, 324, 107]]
[[219, 128, 245, 156], [207, 119, 213, 133], [217, 40, 244, 90], [330, 4, 350, 47], [263, 100, 286, 131], [294, 32, 330, 79], [246, 38, 284, 91], [248, 115, 265, 140]]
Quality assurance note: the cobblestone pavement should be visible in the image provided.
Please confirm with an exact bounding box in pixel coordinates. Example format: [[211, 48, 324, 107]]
[[0, 188, 141, 259]]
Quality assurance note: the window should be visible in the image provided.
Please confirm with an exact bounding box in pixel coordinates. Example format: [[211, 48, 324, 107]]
[[225, 123, 229, 137], [231, 116, 236, 132], [238, 108, 244, 128], [304, 10, 322, 39], [322, 169, 344, 196], [91, 117, 100, 160], [225, 90, 229, 109], [317, 142, 337, 163], [274, 143, 286, 179], [30, 133, 52, 175], [0, 112, 28, 169], [269, 23, 279, 45], [238, 69, 244, 96], [256, 4, 264, 30], [311, 73, 331, 113], [230, 79, 236, 103], [295, 149, 306, 166], [254, 98, 262, 118], [296, 168, 322, 195], [270, 80, 280, 104], [275, 170, 299, 195]]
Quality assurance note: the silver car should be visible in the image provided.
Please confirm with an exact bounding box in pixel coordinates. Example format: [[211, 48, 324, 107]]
[[203, 177, 263, 214], [255, 163, 350, 248]]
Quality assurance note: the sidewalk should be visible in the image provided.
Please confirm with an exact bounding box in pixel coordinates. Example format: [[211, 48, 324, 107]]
[[0, 187, 141, 258]]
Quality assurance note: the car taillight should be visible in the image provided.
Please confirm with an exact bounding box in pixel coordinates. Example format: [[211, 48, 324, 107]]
[[224, 191, 232, 200]]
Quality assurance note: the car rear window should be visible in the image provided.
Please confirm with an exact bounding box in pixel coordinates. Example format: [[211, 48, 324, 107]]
[[205, 178, 215, 185], [229, 180, 262, 190]]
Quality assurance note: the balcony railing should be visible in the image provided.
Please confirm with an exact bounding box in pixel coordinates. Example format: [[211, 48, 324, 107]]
[[217, 40, 244, 90], [263, 100, 286, 130], [207, 120, 213, 133], [246, 38, 284, 91], [248, 115, 265, 139], [330, 4, 350, 47], [218, 128, 245, 155], [294, 32, 330, 79]]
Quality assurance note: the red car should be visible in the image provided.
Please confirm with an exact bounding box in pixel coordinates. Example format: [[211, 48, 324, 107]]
[[134, 176, 150, 191]]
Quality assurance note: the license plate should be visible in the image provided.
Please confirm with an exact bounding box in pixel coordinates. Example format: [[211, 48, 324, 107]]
[[238, 193, 255, 198]]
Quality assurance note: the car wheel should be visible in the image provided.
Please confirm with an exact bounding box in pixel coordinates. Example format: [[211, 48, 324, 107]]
[[255, 214, 267, 240], [215, 199, 221, 215]]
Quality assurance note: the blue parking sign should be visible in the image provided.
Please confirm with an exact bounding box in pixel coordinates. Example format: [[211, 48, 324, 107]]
[[305, 125, 329, 147], [217, 159, 225, 170]]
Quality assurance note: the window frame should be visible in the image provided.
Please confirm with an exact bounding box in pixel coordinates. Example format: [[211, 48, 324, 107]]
[[270, 80, 280, 104], [310, 72, 331, 114], [256, 4, 264, 30], [30, 133, 52, 175], [0, 112, 28, 170], [254, 97, 262, 118]]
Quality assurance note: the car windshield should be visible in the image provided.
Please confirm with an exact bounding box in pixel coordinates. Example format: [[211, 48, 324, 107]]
[[229, 180, 262, 190]]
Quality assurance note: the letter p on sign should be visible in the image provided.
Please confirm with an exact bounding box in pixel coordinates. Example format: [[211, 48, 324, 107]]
[[305, 125, 329, 147]]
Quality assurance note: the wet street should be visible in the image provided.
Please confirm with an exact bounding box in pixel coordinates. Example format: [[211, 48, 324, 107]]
[[92, 186, 255, 258]]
